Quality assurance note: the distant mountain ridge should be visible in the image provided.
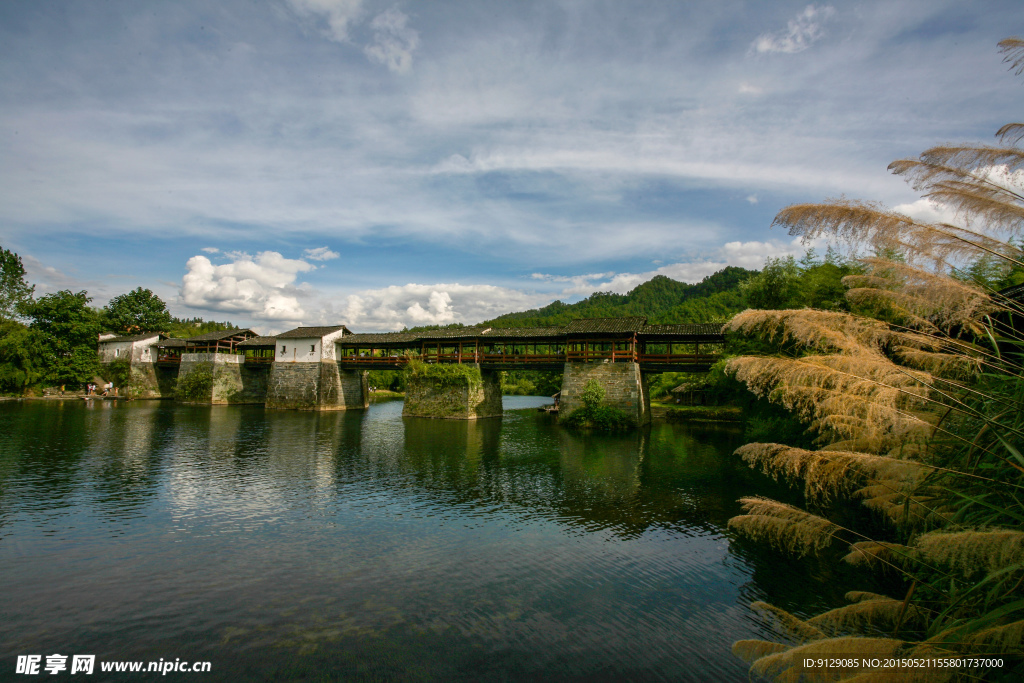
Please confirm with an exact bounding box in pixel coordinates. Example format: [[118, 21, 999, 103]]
[[482, 266, 754, 328]]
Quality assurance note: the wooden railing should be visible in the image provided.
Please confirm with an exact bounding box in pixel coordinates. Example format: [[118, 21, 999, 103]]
[[157, 353, 182, 363], [244, 356, 275, 364], [637, 353, 719, 364], [566, 349, 638, 362]]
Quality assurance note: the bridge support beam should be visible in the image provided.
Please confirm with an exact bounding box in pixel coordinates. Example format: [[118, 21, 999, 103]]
[[559, 361, 651, 425], [403, 365, 502, 419], [266, 360, 368, 410]]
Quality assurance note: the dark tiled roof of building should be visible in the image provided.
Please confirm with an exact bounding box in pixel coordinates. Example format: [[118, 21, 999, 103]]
[[639, 323, 725, 337], [100, 332, 166, 343], [416, 327, 491, 340], [276, 325, 352, 339], [185, 329, 256, 342], [482, 327, 565, 339], [564, 317, 648, 335], [156, 338, 188, 348], [237, 336, 278, 348], [339, 332, 419, 345]]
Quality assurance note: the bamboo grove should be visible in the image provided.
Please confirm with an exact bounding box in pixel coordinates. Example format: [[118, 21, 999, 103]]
[[727, 39, 1024, 681]]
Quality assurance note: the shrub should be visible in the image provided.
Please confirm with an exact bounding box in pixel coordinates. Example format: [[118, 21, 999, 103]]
[[175, 362, 213, 401]]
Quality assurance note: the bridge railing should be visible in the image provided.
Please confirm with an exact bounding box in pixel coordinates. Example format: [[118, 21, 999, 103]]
[[637, 353, 720, 364]]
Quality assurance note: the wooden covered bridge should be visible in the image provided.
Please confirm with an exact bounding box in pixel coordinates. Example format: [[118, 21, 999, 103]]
[[335, 318, 725, 372]]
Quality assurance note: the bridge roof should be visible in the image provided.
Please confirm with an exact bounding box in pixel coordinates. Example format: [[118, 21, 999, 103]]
[[276, 325, 351, 339], [639, 323, 725, 338], [482, 327, 564, 339], [237, 336, 278, 348], [564, 317, 647, 335], [340, 332, 419, 346], [417, 327, 491, 341], [185, 329, 256, 342]]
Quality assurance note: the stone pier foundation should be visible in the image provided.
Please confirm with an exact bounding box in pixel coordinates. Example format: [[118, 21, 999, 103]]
[[177, 353, 268, 404], [403, 365, 502, 419], [559, 361, 651, 425], [266, 360, 367, 410]]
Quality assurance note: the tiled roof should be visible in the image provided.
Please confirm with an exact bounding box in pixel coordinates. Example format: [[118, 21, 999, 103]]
[[156, 338, 187, 348], [276, 325, 352, 339], [639, 323, 725, 337], [184, 329, 256, 342], [339, 332, 419, 345], [100, 332, 165, 343], [416, 327, 490, 340], [237, 336, 278, 348], [564, 317, 647, 335], [482, 327, 565, 339]]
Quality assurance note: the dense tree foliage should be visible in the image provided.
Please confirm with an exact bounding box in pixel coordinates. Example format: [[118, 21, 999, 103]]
[[24, 290, 101, 386], [103, 287, 172, 334], [0, 246, 35, 322], [739, 248, 858, 311]]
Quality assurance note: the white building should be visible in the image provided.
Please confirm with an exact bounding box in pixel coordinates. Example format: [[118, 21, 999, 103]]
[[274, 325, 352, 363], [97, 332, 166, 363]]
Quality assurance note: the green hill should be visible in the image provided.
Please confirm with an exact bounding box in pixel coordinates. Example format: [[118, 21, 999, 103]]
[[483, 267, 754, 328]]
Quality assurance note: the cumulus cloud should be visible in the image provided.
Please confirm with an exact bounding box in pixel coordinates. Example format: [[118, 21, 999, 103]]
[[364, 8, 419, 73], [180, 251, 316, 321], [201, 246, 220, 253], [303, 246, 340, 261], [287, 0, 364, 42], [341, 282, 548, 330], [751, 5, 836, 55]]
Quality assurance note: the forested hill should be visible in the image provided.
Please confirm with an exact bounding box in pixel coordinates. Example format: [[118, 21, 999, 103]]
[[483, 266, 755, 328]]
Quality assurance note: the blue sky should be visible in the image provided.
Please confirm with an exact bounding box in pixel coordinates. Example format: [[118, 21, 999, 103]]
[[0, 1, 1020, 332]]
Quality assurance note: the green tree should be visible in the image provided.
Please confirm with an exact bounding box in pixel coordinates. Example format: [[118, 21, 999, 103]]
[[0, 247, 35, 321], [103, 287, 172, 334], [0, 320, 44, 394], [24, 290, 100, 386], [739, 256, 802, 309]]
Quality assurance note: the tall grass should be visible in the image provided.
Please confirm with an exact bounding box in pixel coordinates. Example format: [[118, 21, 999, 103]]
[[727, 39, 1024, 680]]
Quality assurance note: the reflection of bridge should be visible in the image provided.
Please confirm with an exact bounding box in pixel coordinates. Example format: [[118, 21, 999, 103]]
[[337, 318, 726, 373]]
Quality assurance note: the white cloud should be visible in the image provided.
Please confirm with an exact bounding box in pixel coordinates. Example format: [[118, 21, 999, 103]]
[[341, 282, 548, 330], [287, 0, 364, 42], [745, 194, 758, 204], [364, 8, 419, 73], [201, 247, 220, 253], [180, 251, 316, 321], [892, 198, 958, 225], [751, 5, 836, 55], [303, 246, 340, 261]]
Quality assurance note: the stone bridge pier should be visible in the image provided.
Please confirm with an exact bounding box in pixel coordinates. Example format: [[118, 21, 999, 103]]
[[559, 361, 651, 425], [266, 359, 369, 410], [402, 365, 503, 419]]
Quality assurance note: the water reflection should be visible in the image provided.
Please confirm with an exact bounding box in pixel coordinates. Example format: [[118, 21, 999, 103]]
[[0, 400, 854, 682]]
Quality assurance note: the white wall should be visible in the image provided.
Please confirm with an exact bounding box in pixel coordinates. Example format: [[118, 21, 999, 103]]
[[277, 338, 321, 363]]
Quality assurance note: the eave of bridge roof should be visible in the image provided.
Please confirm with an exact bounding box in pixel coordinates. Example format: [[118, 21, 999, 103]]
[[339, 332, 419, 346], [638, 323, 725, 338], [563, 317, 647, 335]]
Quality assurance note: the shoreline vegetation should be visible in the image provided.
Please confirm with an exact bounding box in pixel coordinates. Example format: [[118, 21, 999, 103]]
[[724, 38, 1024, 682]]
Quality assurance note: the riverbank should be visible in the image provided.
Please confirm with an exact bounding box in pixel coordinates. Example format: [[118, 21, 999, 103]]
[[652, 402, 743, 422]]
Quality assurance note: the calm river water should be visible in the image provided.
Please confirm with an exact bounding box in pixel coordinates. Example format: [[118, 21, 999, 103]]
[[1, 398, 858, 681]]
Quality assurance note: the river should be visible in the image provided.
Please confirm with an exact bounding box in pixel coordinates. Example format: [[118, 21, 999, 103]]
[[0, 398, 859, 681]]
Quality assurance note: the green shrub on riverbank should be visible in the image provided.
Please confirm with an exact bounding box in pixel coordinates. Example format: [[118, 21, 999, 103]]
[[175, 362, 213, 402], [562, 379, 636, 431]]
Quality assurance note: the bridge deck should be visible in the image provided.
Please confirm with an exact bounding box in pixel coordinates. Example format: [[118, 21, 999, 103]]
[[336, 319, 725, 371]]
